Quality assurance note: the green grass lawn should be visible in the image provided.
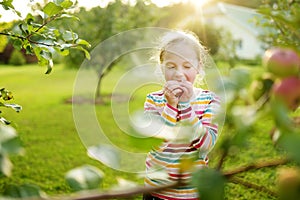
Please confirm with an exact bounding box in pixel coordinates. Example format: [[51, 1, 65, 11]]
[[0, 63, 290, 199]]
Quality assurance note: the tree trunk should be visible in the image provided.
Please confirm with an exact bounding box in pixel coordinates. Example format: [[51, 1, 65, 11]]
[[95, 71, 104, 100]]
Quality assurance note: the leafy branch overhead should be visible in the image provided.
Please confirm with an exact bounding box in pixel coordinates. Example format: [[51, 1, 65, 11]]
[[0, 0, 91, 74]]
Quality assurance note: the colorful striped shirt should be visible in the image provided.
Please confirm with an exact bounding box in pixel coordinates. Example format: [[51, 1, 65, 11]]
[[144, 87, 220, 200]]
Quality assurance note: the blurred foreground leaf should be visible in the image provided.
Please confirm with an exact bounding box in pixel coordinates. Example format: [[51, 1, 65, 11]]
[[3, 184, 45, 198], [87, 144, 120, 169], [192, 168, 225, 200], [65, 165, 104, 192]]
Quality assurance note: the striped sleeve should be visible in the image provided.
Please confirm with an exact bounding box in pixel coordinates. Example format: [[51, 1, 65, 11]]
[[144, 93, 178, 126], [177, 92, 221, 153]]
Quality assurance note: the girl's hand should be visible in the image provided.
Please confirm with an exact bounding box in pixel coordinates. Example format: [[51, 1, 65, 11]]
[[163, 80, 183, 107], [178, 80, 194, 102]]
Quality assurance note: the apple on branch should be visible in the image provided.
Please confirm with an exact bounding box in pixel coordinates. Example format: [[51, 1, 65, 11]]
[[263, 47, 300, 78], [272, 77, 300, 111]]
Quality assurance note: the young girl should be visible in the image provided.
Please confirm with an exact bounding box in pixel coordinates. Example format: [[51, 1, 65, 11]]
[[143, 30, 221, 200]]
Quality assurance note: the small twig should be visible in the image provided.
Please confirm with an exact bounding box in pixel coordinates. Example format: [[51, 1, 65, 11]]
[[0, 31, 79, 48], [223, 158, 289, 177], [229, 176, 277, 197], [31, 14, 60, 36], [0, 32, 25, 40], [0, 32, 54, 47], [216, 150, 228, 170]]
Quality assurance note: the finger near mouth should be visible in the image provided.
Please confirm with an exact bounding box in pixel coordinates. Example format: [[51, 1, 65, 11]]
[[172, 87, 184, 97]]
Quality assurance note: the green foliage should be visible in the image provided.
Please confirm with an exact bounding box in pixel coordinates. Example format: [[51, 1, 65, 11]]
[[255, 0, 300, 51], [0, 88, 23, 178], [8, 49, 26, 66], [216, 0, 264, 8], [192, 168, 225, 200], [0, 125, 24, 177], [0, 0, 90, 74], [0, 88, 22, 125], [0, 0, 21, 16], [3, 184, 44, 198]]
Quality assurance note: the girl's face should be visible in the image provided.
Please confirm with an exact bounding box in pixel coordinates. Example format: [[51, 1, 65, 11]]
[[161, 42, 200, 83]]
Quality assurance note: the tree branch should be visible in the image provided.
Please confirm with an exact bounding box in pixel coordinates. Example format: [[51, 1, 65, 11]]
[[32, 14, 59, 35], [71, 182, 178, 200], [0, 31, 78, 48], [20, 182, 179, 200], [15, 158, 291, 200], [229, 176, 277, 197], [216, 150, 228, 171], [223, 158, 289, 177], [0, 32, 25, 40]]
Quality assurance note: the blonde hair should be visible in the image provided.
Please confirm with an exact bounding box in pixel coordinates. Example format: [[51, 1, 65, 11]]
[[153, 30, 208, 86]]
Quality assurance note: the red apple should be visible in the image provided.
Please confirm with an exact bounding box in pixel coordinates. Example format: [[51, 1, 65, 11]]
[[263, 48, 300, 78], [272, 77, 300, 110]]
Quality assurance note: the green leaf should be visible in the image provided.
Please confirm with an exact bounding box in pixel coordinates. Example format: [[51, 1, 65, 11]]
[[0, 0, 14, 10], [60, 0, 73, 9], [87, 145, 120, 169], [229, 67, 251, 90], [1, 137, 24, 155], [43, 2, 63, 16], [0, 0, 21, 16], [76, 39, 91, 48], [278, 133, 300, 164], [12, 39, 22, 51], [75, 45, 91, 60], [2, 103, 22, 113], [53, 29, 60, 37], [40, 50, 52, 60], [0, 117, 10, 125], [62, 30, 78, 41], [25, 13, 35, 24], [55, 47, 70, 56], [192, 168, 225, 200], [65, 165, 104, 192], [270, 100, 294, 132], [0, 88, 13, 101], [111, 177, 138, 191], [18, 24, 29, 35], [0, 124, 17, 143], [3, 184, 45, 198], [45, 59, 53, 74], [58, 14, 79, 21], [0, 154, 12, 176]]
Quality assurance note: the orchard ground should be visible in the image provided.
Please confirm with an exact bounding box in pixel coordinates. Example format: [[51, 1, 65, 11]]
[[0, 63, 295, 199]]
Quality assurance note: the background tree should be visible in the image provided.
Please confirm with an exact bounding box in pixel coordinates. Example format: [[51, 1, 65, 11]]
[[255, 0, 300, 52], [213, 28, 240, 68], [55, 0, 161, 99], [183, 18, 220, 55]]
